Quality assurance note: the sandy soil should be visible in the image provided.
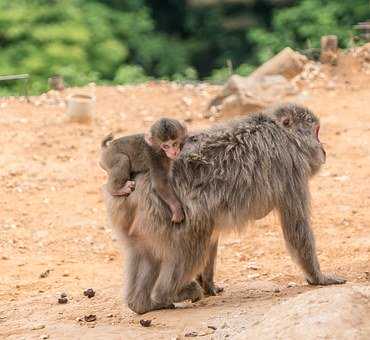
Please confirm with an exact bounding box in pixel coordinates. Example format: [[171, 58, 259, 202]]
[[0, 53, 369, 339]]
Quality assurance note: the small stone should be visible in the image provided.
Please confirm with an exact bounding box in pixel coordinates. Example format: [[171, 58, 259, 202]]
[[221, 322, 229, 329], [247, 273, 260, 279], [84, 314, 96, 322], [84, 288, 95, 298], [247, 261, 259, 270], [40, 335, 49, 340], [184, 331, 198, 337], [287, 281, 297, 288], [58, 293, 68, 304], [31, 325, 45, 330], [208, 325, 217, 330], [58, 297, 68, 304], [139, 319, 152, 327], [39, 269, 50, 278]]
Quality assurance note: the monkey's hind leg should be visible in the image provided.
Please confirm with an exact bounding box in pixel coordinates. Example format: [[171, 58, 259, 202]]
[[107, 154, 135, 196], [174, 281, 204, 303], [125, 248, 164, 315], [150, 260, 186, 310], [197, 239, 224, 296]]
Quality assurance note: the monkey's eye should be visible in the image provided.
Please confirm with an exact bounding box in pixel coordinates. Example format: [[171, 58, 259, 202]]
[[306, 117, 314, 123], [173, 142, 178, 148], [162, 144, 169, 150]]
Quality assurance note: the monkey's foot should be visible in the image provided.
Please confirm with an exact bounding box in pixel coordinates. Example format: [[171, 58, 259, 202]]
[[203, 282, 224, 296], [307, 274, 346, 286], [173, 281, 204, 304]]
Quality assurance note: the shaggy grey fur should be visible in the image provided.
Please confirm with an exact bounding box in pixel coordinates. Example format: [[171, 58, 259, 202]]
[[103, 103, 345, 315]]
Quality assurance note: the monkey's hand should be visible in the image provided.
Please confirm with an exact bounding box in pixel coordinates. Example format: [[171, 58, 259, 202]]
[[112, 180, 136, 196], [307, 274, 346, 286], [171, 207, 185, 224]]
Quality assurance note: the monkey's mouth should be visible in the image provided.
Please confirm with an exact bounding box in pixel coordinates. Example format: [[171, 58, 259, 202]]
[[321, 146, 327, 163], [316, 125, 326, 163]]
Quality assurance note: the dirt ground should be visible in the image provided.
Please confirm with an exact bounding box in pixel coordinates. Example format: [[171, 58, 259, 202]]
[[1, 53, 370, 339]]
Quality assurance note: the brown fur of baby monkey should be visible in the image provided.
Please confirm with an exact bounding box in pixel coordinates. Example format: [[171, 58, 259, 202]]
[[100, 118, 187, 223]]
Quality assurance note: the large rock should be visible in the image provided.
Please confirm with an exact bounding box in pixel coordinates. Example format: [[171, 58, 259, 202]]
[[206, 74, 298, 118], [233, 284, 370, 340], [249, 47, 307, 80], [206, 48, 307, 119]]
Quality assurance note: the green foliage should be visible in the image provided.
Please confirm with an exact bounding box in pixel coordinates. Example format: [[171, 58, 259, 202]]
[[0, 0, 369, 95], [114, 65, 149, 84], [0, 0, 191, 94], [248, 0, 370, 64]]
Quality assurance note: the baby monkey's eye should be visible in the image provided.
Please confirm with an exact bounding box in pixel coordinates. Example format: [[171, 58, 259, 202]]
[[162, 144, 170, 150], [306, 117, 314, 123], [173, 142, 178, 148]]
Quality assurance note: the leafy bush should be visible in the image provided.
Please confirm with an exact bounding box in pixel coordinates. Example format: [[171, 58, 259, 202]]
[[1, 0, 369, 95], [114, 65, 149, 84], [248, 0, 370, 64]]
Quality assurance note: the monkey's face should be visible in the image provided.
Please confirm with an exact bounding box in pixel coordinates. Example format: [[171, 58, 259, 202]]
[[160, 139, 182, 160], [275, 104, 326, 166]]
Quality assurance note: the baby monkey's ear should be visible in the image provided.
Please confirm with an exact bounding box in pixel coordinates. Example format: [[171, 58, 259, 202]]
[[144, 133, 153, 146], [282, 117, 291, 127]]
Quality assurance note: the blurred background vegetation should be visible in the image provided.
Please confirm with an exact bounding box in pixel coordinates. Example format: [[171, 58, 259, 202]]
[[0, 0, 369, 94]]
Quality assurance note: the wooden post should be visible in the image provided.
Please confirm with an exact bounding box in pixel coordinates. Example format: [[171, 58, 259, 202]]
[[320, 35, 338, 64]]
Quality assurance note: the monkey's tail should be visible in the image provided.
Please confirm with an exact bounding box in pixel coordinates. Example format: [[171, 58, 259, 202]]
[[101, 133, 114, 148]]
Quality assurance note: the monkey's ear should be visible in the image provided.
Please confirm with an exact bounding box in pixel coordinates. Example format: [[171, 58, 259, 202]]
[[144, 133, 153, 146]]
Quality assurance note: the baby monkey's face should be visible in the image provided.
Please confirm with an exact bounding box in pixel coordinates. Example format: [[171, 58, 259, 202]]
[[160, 138, 183, 160]]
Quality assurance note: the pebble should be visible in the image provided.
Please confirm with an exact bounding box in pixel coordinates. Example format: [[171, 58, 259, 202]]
[[221, 321, 229, 329], [58, 292, 68, 304], [139, 319, 152, 327], [184, 331, 198, 337], [31, 325, 45, 330], [58, 297, 68, 304], [84, 314, 97, 322], [287, 282, 297, 288], [84, 288, 95, 298], [247, 261, 259, 270], [39, 269, 50, 278]]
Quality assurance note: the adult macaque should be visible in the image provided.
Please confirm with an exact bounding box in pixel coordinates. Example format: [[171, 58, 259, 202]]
[[103, 104, 345, 314], [100, 118, 187, 223]]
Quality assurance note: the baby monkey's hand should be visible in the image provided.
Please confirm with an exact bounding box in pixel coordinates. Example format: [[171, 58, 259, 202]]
[[171, 206, 185, 224], [112, 180, 136, 196]]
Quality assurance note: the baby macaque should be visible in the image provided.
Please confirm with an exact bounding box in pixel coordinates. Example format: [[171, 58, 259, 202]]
[[100, 118, 187, 223]]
